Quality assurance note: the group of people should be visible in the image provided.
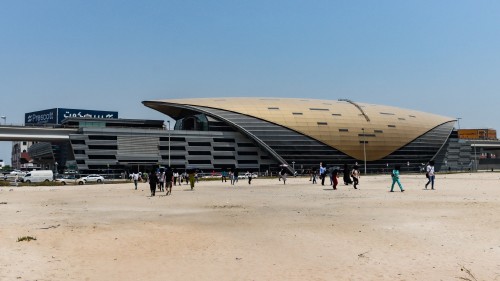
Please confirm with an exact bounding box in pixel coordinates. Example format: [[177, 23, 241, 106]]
[[128, 160, 438, 196], [220, 169, 255, 185], [131, 167, 198, 197], [220, 168, 239, 185], [390, 160, 435, 192], [306, 160, 437, 193], [309, 163, 360, 190]]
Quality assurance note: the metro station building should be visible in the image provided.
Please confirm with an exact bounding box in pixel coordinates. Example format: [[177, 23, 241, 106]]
[[5, 98, 499, 176]]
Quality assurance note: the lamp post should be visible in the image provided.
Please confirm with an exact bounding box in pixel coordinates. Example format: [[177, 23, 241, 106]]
[[457, 117, 462, 130], [0, 116, 6, 125], [362, 128, 367, 175], [473, 141, 477, 172], [167, 120, 171, 167]]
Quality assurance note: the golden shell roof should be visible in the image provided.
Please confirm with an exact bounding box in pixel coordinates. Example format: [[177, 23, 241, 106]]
[[144, 98, 455, 161]]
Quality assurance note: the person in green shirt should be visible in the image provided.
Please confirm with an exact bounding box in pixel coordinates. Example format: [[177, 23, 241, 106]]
[[390, 165, 405, 192]]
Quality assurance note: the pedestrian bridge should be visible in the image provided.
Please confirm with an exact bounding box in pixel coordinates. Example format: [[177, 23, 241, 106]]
[[0, 125, 77, 141]]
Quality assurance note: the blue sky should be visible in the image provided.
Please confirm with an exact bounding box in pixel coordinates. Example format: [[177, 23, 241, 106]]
[[1, 1, 499, 165]]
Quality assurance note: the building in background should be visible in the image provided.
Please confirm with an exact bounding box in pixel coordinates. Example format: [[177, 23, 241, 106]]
[[3, 99, 500, 177], [142, 98, 458, 174], [457, 129, 497, 140], [11, 141, 42, 170], [11, 108, 118, 171]]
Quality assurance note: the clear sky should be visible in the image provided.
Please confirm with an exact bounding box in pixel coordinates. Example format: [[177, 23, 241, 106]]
[[1, 1, 499, 165]]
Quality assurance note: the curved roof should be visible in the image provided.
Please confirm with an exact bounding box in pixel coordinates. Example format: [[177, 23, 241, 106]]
[[143, 98, 455, 161]]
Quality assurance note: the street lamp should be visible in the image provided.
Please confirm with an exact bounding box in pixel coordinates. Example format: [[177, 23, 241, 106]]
[[362, 128, 367, 175], [0, 116, 6, 125], [167, 120, 171, 167], [473, 141, 477, 172], [456, 117, 462, 130]]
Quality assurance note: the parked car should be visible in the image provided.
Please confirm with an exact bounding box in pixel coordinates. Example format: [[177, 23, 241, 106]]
[[10, 170, 26, 176], [238, 173, 258, 179], [82, 174, 105, 183], [56, 174, 85, 185]]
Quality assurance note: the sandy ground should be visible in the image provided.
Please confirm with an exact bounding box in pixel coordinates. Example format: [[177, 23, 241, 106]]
[[1, 173, 499, 281]]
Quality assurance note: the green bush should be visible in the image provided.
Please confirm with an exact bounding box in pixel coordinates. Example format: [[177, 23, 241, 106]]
[[0, 181, 10, 186], [17, 236, 37, 242]]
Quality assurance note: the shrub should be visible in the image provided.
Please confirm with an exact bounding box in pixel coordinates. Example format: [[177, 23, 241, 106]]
[[17, 236, 37, 242], [0, 181, 10, 186]]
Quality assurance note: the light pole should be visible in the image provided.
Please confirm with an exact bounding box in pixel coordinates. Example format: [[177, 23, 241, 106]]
[[167, 120, 171, 167], [473, 141, 477, 172], [362, 128, 367, 175], [456, 117, 462, 130], [0, 116, 6, 125]]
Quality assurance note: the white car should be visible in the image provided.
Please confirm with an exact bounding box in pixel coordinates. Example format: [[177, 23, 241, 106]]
[[10, 170, 26, 176], [238, 173, 258, 179], [56, 174, 85, 185], [83, 174, 105, 183]]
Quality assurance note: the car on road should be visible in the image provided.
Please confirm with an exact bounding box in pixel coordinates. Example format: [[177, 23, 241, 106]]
[[82, 174, 105, 183], [56, 174, 85, 185]]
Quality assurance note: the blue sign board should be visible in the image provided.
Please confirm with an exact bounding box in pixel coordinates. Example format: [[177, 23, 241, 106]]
[[25, 108, 58, 124], [25, 108, 118, 125], [57, 108, 118, 124]]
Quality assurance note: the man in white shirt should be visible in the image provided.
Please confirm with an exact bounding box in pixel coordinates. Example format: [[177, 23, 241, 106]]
[[425, 161, 435, 190], [132, 172, 140, 190]]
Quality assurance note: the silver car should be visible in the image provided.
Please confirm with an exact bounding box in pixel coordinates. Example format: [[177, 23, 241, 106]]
[[56, 174, 85, 185], [83, 174, 105, 183]]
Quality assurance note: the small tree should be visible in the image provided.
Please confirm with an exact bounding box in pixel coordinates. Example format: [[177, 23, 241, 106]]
[[1, 165, 12, 171]]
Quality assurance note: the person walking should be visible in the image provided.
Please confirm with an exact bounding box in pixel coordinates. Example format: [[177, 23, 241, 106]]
[[342, 164, 352, 185], [165, 167, 173, 195], [280, 169, 287, 184], [173, 170, 179, 186], [132, 172, 140, 190], [312, 168, 317, 184], [148, 170, 159, 196], [328, 166, 334, 186], [158, 170, 165, 192], [332, 167, 339, 190], [425, 161, 436, 190], [188, 169, 195, 190], [390, 165, 404, 192], [232, 169, 239, 185], [221, 169, 228, 183], [351, 165, 360, 189], [319, 163, 326, 186], [245, 171, 252, 184]]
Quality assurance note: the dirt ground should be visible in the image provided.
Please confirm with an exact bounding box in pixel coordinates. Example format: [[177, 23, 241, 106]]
[[1, 173, 499, 281]]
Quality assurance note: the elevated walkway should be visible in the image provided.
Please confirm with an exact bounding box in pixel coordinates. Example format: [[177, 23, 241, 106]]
[[0, 125, 77, 141]]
